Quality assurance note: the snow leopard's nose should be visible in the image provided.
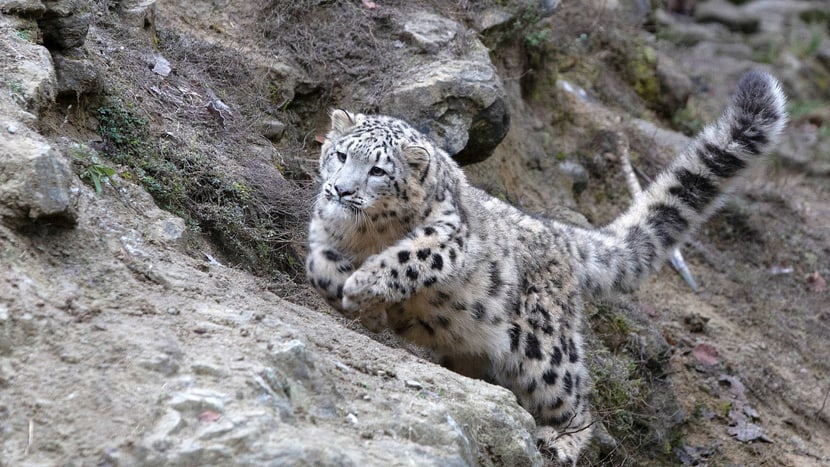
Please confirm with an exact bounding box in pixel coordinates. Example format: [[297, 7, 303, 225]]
[[334, 184, 355, 198]]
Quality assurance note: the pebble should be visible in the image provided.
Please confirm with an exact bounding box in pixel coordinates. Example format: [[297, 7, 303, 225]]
[[192, 362, 228, 378], [60, 353, 80, 364], [152, 54, 171, 77], [152, 409, 185, 439], [7, 124, 17, 134], [198, 420, 235, 441], [405, 380, 423, 390], [168, 388, 227, 414], [139, 353, 180, 376], [258, 119, 286, 141]]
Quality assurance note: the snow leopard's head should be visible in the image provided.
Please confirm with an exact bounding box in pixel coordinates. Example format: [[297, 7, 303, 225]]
[[317, 110, 432, 221]]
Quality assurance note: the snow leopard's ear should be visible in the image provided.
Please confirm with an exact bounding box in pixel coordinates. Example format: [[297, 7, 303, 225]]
[[329, 109, 359, 136], [404, 144, 431, 180]]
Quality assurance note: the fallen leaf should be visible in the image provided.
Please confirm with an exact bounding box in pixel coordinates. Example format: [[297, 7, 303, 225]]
[[692, 343, 719, 366], [662, 330, 676, 346], [362, 0, 377, 8], [727, 421, 771, 443], [806, 271, 826, 293], [718, 374, 746, 400], [198, 410, 221, 422], [639, 303, 657, 317], [315, 134, 327, 144], [152, 54, 171, 77], [675, 443, 719, 465], [718, 374, 769, 443], [743, 404, 759, 419]]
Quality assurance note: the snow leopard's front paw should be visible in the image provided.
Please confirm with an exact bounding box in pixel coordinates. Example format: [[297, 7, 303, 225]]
[[342, 267, 385, 313]]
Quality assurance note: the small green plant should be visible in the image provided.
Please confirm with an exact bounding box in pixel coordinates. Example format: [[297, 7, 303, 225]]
[[96, 98, 179, 205], [6, 79, 24, 98], [796, 24, 823, 58], [788, 99, 823, 120], [81, 164, 116, 193], [627, 44, 659, 104], [231, 181, 252, 201], [15, 29, 33, 42], [691, 402, 709, 419], [97, 99, 149, 160], [799, 8, 830, 24], [716, 401, 733, 418], [672, 105, 704, 136], [524, 29, 550, 48], [70, 146, 117, 194], [752, 40, 781, 64]]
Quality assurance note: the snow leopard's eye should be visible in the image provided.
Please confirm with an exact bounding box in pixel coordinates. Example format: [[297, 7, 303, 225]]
[[369, 166, 386, 177], [336, 151, 347, 163]]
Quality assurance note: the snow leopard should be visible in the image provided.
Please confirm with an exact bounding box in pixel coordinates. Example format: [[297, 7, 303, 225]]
[[306, 71, 787, 465]]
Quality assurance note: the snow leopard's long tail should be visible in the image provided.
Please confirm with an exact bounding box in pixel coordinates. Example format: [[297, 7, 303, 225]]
[[566, 71, 788, 296]]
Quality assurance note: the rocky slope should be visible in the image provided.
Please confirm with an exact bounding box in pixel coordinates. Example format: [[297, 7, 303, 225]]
[[1, 0, 829, 466]]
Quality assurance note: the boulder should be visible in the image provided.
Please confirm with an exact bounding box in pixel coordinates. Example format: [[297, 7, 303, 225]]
[[260, 58, 314, 108], [0, 0, 46, 16], [114, 307, 543, 466], [9, 47, 57, 113], [654, 8, 724, 46], [258, 118, 286, 141], [0, 122, 79, 227], [52, 49, 101, 98], [117, 0, 156, 28], [381, 16, 509, 165], [473, 6, 514, 34], [655, 51, 693, 116], [2, 16, 57, 114], [401, 11, 458, 53], [695, 0, 760, 33], [38, 0, 90, 50]]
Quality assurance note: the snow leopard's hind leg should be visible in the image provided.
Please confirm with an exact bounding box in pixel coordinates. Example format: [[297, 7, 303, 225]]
[[494, 276, 594, 466]]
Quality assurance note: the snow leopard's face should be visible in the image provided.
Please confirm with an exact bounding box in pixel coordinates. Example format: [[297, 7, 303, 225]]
[[317, 110, 430, 221]]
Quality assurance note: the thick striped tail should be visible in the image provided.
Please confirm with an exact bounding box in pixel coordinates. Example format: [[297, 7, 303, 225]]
[[567, 71, 788, 296]]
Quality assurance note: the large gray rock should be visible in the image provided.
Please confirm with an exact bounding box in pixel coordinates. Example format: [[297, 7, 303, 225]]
[[380, 12, 510, 164], [52, 49, 101, 98], [115, 308, 542, 467], [0, 17, 76, 227], [402, 11, 458, 53], [0, 123, 79, 227], [259, 58, 314, 109], [2, 16, 57, 114], [0, 0, 46, 16], [655, 50, 693, 116], [654, 8, 725, 46], [695, 0, 761, 33], [117, 0, 156, 28], [383, 59, 508, 165], [38, 0, 91, 50], [381, 15, 509, 165]]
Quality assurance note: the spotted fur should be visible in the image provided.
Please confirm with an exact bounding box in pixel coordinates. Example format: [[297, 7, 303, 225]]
[[306, 72, 787, 464]]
